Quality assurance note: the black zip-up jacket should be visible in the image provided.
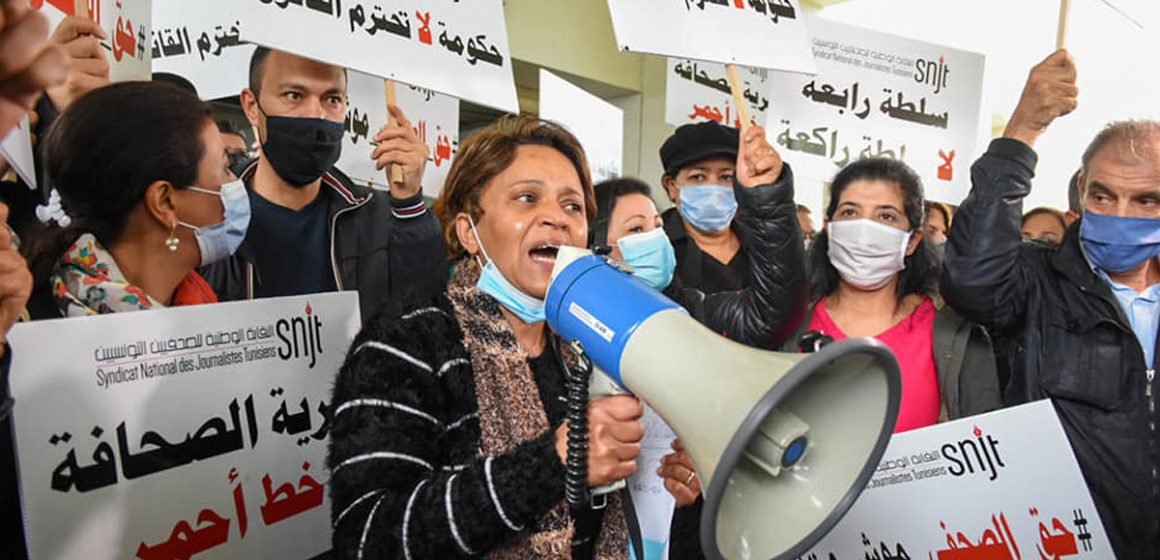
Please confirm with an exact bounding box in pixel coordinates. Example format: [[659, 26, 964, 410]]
[[202, 161, 447, 323], [941, 138, 1160, 559], [663, 165, 807, 351], [660, 166, 807, 559]]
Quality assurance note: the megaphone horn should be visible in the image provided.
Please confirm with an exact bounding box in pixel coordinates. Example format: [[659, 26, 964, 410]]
[[546, 247, 901, 560]]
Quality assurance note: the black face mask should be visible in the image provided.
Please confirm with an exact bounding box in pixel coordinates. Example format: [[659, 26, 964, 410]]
[[226, 150, 253, 178], [259, 112, 344, 187], [929, 239, 947, 267]]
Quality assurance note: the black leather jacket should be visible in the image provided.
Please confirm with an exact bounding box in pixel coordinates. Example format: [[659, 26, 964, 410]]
[[661, 166, 806, 560], [942, 138, 1160, 559], [664, 164, 807, 351], [202, 161, 447, 324]]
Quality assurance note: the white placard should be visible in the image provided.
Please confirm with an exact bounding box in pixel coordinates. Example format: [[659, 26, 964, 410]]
[[238, 0, 518, 114], [767, 17, 984, 205], [800, 401, 1113, 560], [630, 405, 678, 560], [665, 58, 770, 128], [151, 0, 256, 101], [337, 71, 460, 198], [538, 70, 624, 184], [9, 293, 361, 560], [0, 116, 36, 190], [605, 0, 815, 75], [32, 0, 152, 82]]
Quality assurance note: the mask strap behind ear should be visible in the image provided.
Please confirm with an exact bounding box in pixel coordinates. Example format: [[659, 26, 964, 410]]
[[186, 186, 221, 197], [467, 215, 491, 269], [251, 95, 269, 146]]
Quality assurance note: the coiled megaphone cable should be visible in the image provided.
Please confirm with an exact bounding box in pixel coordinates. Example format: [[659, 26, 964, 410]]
[[556, 337, 593, 509]]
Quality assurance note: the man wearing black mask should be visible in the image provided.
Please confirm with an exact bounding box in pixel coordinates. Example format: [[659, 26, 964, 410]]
[[217, 120, 253, 179], [202, 47, 445, 321]]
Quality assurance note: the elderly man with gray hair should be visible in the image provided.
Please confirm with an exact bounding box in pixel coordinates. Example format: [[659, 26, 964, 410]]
[[941, 49, 1160, 559]]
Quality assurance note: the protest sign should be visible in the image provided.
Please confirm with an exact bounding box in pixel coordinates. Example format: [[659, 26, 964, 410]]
[[9, 293, 361, 560], [799, 400, 1113, 560], [337, 71, 459, 198], [605, 0, 815, 75], [151, 0, 255, 100], [0, 116, 36, 190], [767, 17, 985, 205], [31, 0, 152, 82], [238, 0, 518, 114], [666, 59, 770, 128], [538, 70, 624, 184], [629, 405, 678, 560]]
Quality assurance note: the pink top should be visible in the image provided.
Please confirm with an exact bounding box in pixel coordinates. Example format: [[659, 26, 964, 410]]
[[806, 297, 940, 433]]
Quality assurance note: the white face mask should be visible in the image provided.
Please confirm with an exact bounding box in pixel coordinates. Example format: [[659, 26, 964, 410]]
[[827, 219, 913, 291]]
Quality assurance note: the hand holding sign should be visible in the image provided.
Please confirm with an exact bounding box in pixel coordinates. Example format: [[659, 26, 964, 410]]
[[45, 15, 110, 112], [0, 0, 68, 137], [0, 202, 31, 358], [736, 123, 783, 188], [371, 104, 429, 200], [658, 439, 700, 507], [1003, 50, 1078, 149]]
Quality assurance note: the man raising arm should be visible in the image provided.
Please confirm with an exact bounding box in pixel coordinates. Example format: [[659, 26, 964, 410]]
[[942, 50, 1160, 559]]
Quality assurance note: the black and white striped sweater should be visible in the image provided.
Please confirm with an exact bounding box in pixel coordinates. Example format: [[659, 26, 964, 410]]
[[327, 294, 602, 559]]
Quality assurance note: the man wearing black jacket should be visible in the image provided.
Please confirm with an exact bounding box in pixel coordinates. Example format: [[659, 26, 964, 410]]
[[202, 48, 445, 322], [942, 49, 1160, 559]]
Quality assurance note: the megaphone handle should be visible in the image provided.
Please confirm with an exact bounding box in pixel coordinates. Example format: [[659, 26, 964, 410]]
[[586, 363, 633, 507], [558, 338, 593, 509], [558, 339, 635, 510], [589, 479, 627, 510]]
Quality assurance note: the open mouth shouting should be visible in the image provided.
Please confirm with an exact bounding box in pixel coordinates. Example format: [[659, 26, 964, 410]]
[[529, 242, 562, 267]]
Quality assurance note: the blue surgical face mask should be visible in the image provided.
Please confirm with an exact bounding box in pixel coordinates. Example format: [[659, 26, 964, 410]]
[[678, 184, 737, 233], [178, 179, 251, 266], [468, 216, 546, 323], [618, 227, 676, 290], [1080, 211, 1160, 273]]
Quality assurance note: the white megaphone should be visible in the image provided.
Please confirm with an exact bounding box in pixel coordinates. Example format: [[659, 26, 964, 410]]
[[546, 247, 901, 560]]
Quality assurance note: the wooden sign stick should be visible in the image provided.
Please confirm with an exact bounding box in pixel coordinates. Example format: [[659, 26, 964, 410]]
[[75, 0, 89, 19], [1056, 0, 1072, 50], [725, 64, 752, 132], [383, 79, 405, 186]]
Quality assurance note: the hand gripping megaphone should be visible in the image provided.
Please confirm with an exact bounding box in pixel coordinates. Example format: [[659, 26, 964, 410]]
[[546, 247, 901, 560]]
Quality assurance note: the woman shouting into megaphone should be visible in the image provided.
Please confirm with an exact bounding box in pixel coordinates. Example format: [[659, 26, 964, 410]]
[[329, 116, 647, 560]]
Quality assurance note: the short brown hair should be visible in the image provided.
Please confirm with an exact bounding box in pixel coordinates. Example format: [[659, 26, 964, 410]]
[[433, 116, 595, 261]]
